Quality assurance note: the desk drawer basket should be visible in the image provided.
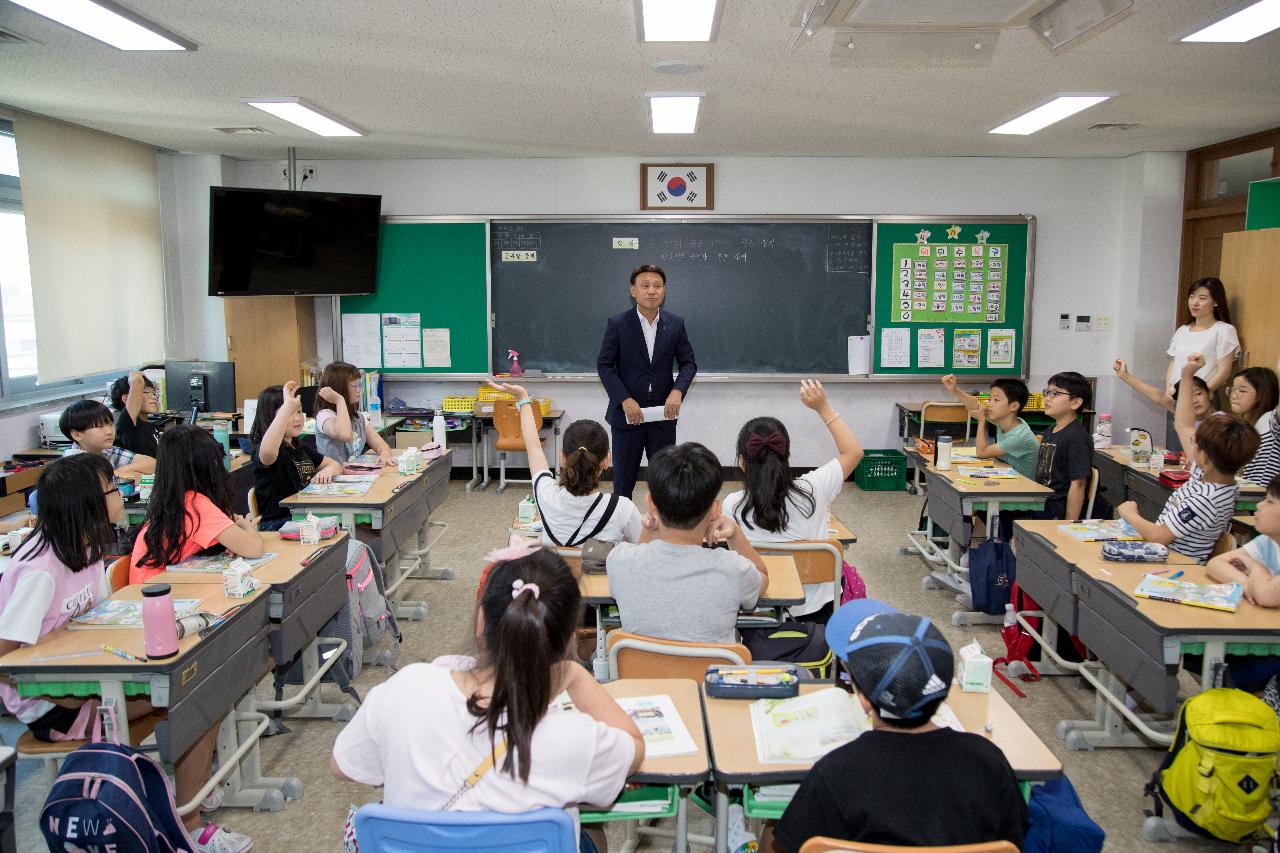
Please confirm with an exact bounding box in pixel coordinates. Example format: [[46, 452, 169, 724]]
[[441, 395, 478, 413], [854, 450, 908, 492]]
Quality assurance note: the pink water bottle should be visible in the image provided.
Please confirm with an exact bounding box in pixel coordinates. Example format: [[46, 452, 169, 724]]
[[142, 584, 180, 659]]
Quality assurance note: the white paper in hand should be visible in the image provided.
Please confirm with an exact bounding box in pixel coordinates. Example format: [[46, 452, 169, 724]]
[[640, 406, 674, 423]]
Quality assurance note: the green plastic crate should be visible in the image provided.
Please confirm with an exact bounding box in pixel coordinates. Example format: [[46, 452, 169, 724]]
[[580, 784, 678, 824], [854, 449, 908, 492]]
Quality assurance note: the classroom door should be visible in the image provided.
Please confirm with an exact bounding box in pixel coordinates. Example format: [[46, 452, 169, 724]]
[[1221, 228, 1280, 373], [1179, 212, 1243, 311]]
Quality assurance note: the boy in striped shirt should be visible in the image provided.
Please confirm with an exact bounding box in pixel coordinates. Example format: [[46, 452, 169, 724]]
[[1118, 354, 1260, 564]]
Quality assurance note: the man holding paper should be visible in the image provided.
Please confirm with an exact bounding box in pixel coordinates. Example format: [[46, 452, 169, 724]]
[[597, 264, 698, 499]]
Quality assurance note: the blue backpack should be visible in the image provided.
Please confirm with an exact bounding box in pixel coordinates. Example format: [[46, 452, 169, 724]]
[[1024, 775, 1105, 853], [968, 536, 1015, 615], [41, 709, 196, 853]]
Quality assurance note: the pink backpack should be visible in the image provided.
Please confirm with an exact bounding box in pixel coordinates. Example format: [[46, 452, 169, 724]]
[[840, 560, 867, 604]]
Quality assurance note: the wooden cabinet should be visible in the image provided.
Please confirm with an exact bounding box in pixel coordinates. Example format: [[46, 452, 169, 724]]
[[222, 297, 317, 405], [1220, 228, 1280, 373]]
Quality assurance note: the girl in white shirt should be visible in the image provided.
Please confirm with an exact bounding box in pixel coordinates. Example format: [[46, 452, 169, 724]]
[[331, 543, 644, 853], [1165, 277, 1240, 397], [723, 380, 863, 619], [489, 381, 642, 547]]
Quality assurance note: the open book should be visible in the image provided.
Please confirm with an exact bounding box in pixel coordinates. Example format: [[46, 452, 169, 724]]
[[1134, 574, 1243, 613], [1058, 520, 1141, 542], [167, 552, 279, 574], [616, 694, 698, 759], [750, 688, 870, 764], [70, 598, 203, 629], [301, 479, 376, 497]]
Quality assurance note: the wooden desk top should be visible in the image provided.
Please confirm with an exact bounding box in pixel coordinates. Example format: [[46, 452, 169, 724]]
[[159, 532, 348, 586], [580, 554, 803, 607], [0, 583, 266, 671], [280, 467, 424, 509], [602, 678, 708, 780], [1075, 561, 1280, 633], [701, 682, 1061, 782], [1233, 515, 1258, 531], [1012, 519, 1198, 567], [1098, 447, 1265, 496], [926, 462, 1052, 497], [898, 401, 1093, 417], [826, 513, 856, 545]]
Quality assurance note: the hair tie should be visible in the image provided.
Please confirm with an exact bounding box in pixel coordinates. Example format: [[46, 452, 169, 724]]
[[577, 446, 589, 453], [511, 579, 541, 600], [484, 534, 542, 564], [746, 431, 788, 460]]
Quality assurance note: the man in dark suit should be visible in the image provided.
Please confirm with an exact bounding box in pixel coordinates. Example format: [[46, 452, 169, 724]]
[[596, 264, 698, 499]]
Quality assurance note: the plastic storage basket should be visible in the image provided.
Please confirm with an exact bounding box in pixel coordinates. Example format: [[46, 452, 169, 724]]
[[440, 395, 478, 413], [854, 450, 908, 492]]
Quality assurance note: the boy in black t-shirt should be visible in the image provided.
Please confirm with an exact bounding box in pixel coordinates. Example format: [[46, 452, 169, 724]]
[[1036, 371, 1093, 520], [109, 370, 161, 458], [769, 599, 1027, 852], [249, 381, 341, 530]]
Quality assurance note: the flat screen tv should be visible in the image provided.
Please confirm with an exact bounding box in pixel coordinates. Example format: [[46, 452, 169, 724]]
[[209, 187, 381, 296]]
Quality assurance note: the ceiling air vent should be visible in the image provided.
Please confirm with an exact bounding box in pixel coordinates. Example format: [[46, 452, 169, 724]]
[[1088, 123, 1139, 132], [215, 127, 273, 135]]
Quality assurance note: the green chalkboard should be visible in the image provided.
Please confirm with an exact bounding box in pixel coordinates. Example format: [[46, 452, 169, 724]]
[[873, 219, 1033, 377], [340, 221, 489, 374]]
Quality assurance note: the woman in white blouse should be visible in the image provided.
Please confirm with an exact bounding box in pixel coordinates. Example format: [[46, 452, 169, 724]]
[[1165, 277, 1239, 399]]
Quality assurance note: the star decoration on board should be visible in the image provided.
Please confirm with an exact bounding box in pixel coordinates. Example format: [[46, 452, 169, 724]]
[[976, 229, 990, 245], [915, 229, 931, 244], [946, 224, 962, 240]]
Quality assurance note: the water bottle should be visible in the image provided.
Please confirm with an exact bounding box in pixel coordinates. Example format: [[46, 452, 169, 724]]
[[368, 388, 383, 428], [212, 424, 231, 470], [1003, 603, 1017, 628], [1092, 413, 1112, 449], [432, 411, 448, 451], [936, 435, 953, 471], [141, 584, 180, 660]]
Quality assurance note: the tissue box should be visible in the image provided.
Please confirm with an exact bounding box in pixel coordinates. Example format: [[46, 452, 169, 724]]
[[222, 559, 258, 598], [958, 639, 992, 693]]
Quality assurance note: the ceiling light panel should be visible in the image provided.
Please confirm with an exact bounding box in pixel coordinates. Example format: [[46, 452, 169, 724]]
[[990, 95, 1112, 135], [648, 95, 702, 133], [8, 0, 193, 50], [638, 0, 720, 41], [1181, 0, 1280, 42], [242, 99, 362, 137]]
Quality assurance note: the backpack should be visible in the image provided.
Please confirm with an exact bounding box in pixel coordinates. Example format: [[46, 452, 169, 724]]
[[1024, 774, 1105, 853], [1146, 687, 1280, 843], [839, 560, 867, 604], [274, 538, 401, 707], [741, 621, 834, 679], [41, 707, 196, 853], [968, 535, 1015, 616]]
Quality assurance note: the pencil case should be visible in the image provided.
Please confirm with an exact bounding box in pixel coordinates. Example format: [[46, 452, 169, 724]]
[[1102, 540, 1169, 562], [704, 664, 801, 699]]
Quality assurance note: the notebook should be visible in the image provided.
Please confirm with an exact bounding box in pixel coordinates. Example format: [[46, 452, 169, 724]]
[[1058, 520, 1141, 542], [70, 599, 203, 629], [167, 552, 279, 574], [1133, 574, 1243, 613], [615, 694, 698, 759]]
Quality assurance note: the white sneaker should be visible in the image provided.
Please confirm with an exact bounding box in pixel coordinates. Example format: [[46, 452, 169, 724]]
[[193, 823, 252, 853], [201, 785, 225, 813]]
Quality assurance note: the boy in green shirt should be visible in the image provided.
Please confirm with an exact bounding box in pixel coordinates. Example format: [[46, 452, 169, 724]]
[[940, 375, 1039, 479]]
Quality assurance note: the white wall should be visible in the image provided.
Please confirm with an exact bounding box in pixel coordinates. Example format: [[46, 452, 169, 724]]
[[219, 153, 1186, 466]]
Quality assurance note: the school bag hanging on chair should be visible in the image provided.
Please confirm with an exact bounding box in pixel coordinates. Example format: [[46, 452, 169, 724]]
[[42, 705, 197, 853], [1145, 687, 1280, 844], [741, 621, 834, 679], [968, 531, 1015, 616]]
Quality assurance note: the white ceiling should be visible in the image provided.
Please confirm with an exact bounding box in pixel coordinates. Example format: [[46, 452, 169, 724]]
[[0, 0, 1278, 160]]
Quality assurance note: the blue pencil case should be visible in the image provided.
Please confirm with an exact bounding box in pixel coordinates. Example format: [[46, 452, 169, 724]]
[[1102, 540, 1169, 562]]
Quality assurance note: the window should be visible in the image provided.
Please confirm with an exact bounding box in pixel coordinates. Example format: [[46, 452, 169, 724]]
[[0, 117, 115, 402]]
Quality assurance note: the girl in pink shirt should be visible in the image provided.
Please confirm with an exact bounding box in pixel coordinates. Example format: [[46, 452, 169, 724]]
[[130, 425, 264, 584]]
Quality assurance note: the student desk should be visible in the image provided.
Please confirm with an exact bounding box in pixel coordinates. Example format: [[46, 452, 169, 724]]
[[121, 452, 254, 525], [826, 513, 856, 546], [896, 402, 1095, 443], [0, 583, 278, 810], [598, 679, 709, 853], [577, 555, 805, 681], [1233, 514, 1258, 543], [466, 406, 565, 492], [281, 453, 454, 622], [906, 459, 1050, 618], [1095, 446, 1264, 516], [700, 682, 1061, 853]]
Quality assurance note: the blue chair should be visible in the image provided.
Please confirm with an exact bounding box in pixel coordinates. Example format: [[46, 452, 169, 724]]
[[354, 804, 578, 853]]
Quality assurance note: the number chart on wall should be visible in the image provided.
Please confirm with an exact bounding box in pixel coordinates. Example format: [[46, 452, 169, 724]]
[[873, 219, 1033, 378]]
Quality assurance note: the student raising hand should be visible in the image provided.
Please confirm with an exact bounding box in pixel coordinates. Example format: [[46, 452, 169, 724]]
[[317, 386, 345, 407], [799, 379, 863, 478]]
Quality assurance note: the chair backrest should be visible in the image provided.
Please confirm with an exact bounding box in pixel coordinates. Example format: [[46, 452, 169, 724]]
[[799, 837, 1019, 853], [247, 487, 259, 520], [1085, 466, 1099, 519], [607, 630, 749, 680], [355, 804, 577, 853], [752, 539, 842, 586], [493, 399, 543, 452], [1211, 529, 1236, 559], [107, 556, 130, 593], [920, 401, 972, 443]]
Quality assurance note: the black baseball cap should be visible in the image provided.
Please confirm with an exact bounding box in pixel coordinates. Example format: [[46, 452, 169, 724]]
[[824, 599, 954, 720]]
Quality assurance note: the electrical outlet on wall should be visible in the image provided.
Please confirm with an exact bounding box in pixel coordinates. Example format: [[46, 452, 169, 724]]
[[300, 166, 317, 185], [1094, 314, 1110, 331]]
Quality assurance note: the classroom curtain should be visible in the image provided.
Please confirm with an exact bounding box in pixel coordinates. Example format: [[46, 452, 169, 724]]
[[12, 111, 165, 383]]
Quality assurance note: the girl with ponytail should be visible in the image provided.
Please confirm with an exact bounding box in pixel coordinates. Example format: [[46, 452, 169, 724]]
[[332, 540, 643, 851], [488, 381, 642, 548], [723, 380, 864, 618]]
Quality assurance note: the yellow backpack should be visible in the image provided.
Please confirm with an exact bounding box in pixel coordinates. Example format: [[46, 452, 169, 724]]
[[1148, 688, 1280, 843]]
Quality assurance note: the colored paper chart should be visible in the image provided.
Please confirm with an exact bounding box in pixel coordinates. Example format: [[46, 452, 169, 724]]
[[892, 241, 1008, 324]]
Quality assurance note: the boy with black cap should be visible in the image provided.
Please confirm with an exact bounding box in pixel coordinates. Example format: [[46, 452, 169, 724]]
[[768, 599, 1027, 852]]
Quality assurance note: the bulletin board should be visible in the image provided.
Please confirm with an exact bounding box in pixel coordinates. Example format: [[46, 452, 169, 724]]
[[872, 218, 1033, 378]]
